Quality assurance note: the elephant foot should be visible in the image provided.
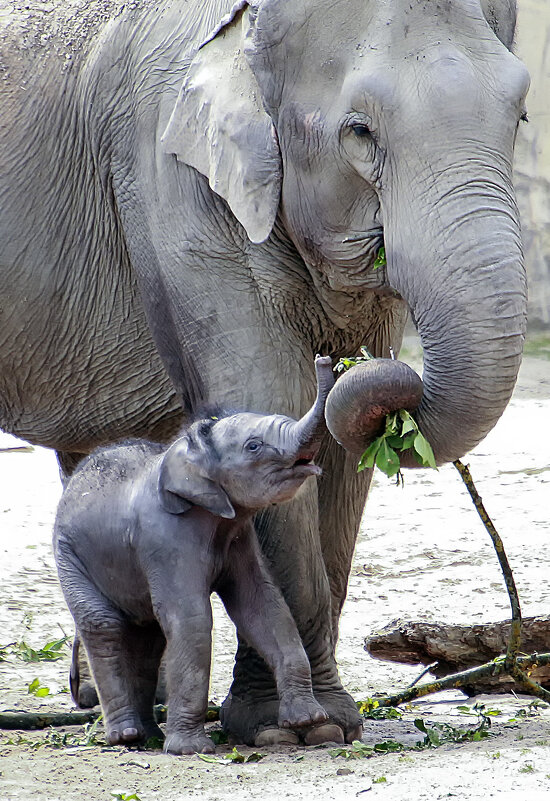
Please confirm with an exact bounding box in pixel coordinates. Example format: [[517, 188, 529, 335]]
[[310, 688, 363, 744], [106, 717, 145, 746], [220, 690, 280, 746], [164, 730, 215, 755], [220, 685, 362, 746], [73, 679, 100, 709], [105, 713, 164, 746]]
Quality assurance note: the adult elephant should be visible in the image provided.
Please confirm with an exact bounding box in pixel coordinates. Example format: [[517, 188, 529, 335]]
[[0, 0, 528, 745]]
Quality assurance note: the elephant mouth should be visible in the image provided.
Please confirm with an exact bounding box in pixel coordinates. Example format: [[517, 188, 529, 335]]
[[281, 455, 322, 479]]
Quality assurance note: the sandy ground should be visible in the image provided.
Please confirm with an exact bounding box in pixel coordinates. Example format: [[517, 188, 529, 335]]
[[1, 340, 550, 800]]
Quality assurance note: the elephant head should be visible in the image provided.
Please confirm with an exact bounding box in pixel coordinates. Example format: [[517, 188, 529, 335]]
[[162, 0, 529, 465], [158, 355, 334, 515]]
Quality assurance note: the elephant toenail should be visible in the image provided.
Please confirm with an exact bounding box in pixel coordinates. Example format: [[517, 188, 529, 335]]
[[254, 728, 300, 746], [303, 723, 345, 745]]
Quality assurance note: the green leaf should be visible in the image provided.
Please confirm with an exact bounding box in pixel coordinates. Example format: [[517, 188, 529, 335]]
[[225, 747, 246, 763], [385, 412, 399, 435], [373, 246, 386, 270], [375, 439, 401, 478], [413, 432, 437, 469], [357, 437, 383, 472], [373, 740, 403, 753], [245, 752, 266, 763], [401, 419, 417, 436], [414, 718, 428, 734], [111, 794, 141, 801]]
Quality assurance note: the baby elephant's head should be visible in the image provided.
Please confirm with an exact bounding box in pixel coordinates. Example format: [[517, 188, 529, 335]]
[[158, 356, 334, 518]]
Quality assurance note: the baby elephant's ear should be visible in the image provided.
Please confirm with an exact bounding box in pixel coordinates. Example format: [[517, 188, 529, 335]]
[[158, 439, 235, 519]]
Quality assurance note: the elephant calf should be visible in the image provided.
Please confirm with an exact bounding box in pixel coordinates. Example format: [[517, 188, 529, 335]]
[[53, 356, 334, 754]]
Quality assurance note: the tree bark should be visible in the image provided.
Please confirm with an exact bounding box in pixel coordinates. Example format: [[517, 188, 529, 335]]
[[365, 616, 550, 695]]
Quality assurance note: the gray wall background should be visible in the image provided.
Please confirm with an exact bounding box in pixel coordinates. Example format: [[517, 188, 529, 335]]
[[515, 0, 550, 328]]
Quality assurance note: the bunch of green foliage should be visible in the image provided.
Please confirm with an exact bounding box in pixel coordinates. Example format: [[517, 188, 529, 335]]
[[357, 409, 436, 477], [27, 678, 50, 698]]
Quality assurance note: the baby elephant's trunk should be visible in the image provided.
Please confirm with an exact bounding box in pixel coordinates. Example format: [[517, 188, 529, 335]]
[[289, 355, 334, 453]]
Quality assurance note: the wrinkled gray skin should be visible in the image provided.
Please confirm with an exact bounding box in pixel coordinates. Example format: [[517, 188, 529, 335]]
[[1, 0, 528, 745], [54, 357, 332, 754]]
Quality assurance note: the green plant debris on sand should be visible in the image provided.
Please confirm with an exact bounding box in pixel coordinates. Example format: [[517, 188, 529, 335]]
[[0, 636, 70, 663], [26, 678, 50, 698], [330, 707, 493, 761], [111, 793, 142, 801], [356, 698, 402, 719], [2, 716, 107, 750], [197, 747, 266, 765]]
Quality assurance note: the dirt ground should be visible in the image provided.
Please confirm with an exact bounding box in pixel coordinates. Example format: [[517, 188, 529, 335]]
[[1, 337, 550, 801]]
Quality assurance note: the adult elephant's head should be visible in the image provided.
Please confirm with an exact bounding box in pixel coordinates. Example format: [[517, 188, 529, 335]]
[[162, 0, 529, 465]]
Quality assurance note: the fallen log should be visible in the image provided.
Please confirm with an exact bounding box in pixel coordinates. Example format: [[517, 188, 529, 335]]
[[0, 704, 220, 730], [365, 616, 550, 695]]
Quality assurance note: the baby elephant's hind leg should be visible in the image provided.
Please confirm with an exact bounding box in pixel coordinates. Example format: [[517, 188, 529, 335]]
[[78, 617, 164, 745], [58, 554, 164, 745]]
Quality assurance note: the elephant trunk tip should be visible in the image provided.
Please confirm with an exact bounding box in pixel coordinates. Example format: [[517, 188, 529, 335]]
[[314, 354, 335, 396], [324, 358, 423, 455]]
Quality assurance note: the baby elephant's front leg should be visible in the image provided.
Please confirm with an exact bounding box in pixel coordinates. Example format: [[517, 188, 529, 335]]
[[219, 529, 328, 739], [152, 590, 215, 755]]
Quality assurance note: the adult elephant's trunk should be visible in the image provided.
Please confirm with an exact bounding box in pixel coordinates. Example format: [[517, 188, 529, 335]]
[[326, 167, 527, 466]]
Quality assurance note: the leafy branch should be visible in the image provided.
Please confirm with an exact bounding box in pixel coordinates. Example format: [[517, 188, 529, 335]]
[[357, 409, 436, 478]]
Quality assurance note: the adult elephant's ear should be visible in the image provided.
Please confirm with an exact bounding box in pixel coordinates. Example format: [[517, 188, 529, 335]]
[[161, 3, 281, 244], [158, 438, 235, 519]]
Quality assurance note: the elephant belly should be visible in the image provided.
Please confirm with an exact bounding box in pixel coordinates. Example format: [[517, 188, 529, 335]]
[[0, 256, 182, 453]]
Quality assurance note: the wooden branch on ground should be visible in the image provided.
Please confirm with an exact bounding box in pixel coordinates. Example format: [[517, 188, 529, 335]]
[[0, 704, 220, 731], [365, 617, 550, 694]]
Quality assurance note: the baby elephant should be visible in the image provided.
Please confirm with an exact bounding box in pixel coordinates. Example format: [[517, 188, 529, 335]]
[[53, 356, 334, 755]]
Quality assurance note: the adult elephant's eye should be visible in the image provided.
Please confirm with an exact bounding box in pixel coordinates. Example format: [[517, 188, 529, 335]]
[[244, 439, 263, 453], [351, 123, 371, 138]]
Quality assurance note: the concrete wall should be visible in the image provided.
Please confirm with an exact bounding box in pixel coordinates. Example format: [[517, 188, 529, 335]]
[[514, 1, 550, 328]]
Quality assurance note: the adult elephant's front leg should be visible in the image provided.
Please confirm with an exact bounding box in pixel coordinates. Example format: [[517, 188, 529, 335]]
[[317, 433, 374, 640], [220, 482, 362, 746]]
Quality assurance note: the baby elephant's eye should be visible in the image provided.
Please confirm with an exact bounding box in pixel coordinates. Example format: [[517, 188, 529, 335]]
[[244, 439, 263, 453]]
